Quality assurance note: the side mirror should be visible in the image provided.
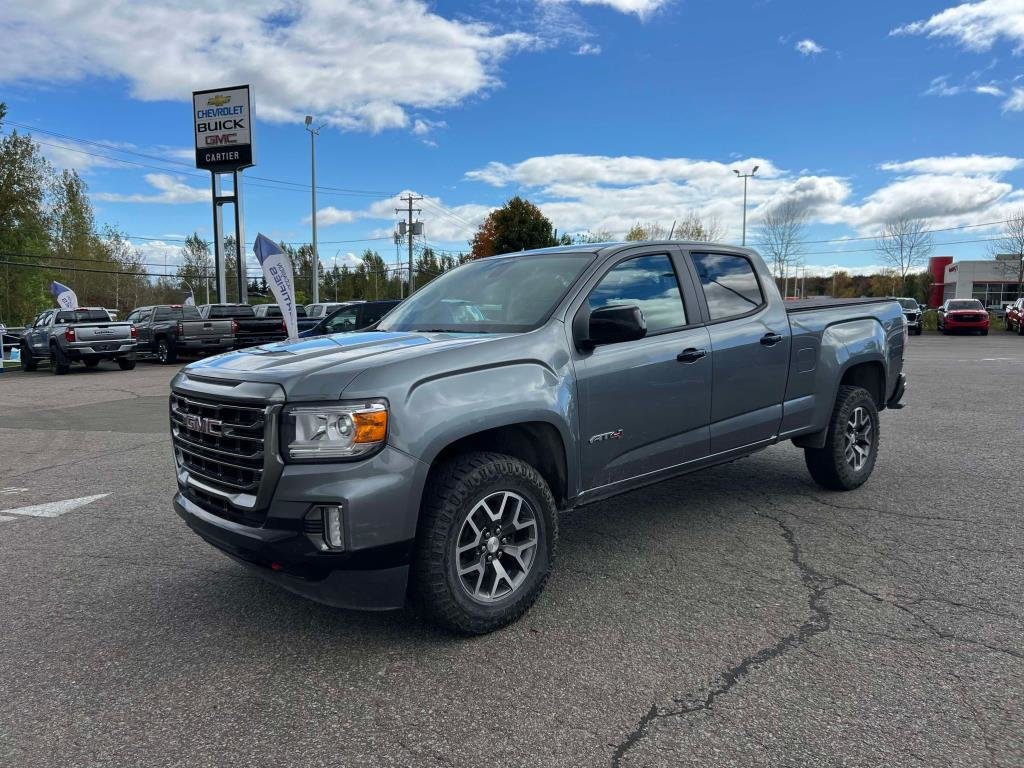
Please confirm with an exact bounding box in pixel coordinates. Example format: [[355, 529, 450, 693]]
[[576, 304, 646, 351]]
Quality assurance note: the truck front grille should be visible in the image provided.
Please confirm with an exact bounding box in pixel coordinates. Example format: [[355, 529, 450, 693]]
[[170, 393, 268, 522]]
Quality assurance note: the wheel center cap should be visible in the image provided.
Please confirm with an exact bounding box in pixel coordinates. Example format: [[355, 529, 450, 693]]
[[486, 536, 500, 554]]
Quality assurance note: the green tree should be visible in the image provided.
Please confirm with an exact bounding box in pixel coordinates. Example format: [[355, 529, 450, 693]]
[[470, 196, 555, 258], [177, 233, 212, 304]]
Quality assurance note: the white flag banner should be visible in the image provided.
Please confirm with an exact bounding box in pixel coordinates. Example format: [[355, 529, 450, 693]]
[[51, 280, 78, 310], [184, 292, 195, 306], [253, 233, 298, 341]]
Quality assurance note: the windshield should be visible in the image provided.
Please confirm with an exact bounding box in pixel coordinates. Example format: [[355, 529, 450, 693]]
[[897, 299, 918, 310], [378, 253, 594, 333], [948, 300, 984, 310]]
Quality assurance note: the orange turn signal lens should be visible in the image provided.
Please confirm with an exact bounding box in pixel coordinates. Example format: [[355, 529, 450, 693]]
[[353, 410, 388, 443]]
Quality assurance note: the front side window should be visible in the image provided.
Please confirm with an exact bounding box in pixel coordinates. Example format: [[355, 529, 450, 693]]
[[691, 253, 764, 320], [587, 254, 687, 334], [325, 310, 359, 332]]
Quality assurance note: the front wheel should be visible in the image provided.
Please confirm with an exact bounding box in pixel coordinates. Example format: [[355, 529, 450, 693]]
[[20, 344, 37, 372], [981, 329, 989, 336], [412, 452, 557, 634], [804, 385, 880, 491], [1018, 321, 1024, 336]]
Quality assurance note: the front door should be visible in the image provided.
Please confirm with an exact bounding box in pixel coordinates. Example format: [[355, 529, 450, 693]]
[[574, 250, 713, 492], [686, 251, 791, 453]]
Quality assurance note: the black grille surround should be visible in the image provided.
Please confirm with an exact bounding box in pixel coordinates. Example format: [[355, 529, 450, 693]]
[[170, 392, 273, 525]]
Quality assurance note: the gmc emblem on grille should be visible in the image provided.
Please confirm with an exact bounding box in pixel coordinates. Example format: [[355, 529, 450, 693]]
[[183, 414, 223, 435]]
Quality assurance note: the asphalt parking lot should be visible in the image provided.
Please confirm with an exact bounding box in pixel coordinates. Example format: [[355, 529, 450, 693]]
[[0, 334, 1021, 768]]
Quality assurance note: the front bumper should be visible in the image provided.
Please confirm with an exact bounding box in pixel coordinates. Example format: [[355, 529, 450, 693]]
[[174, 492, 411, 610]]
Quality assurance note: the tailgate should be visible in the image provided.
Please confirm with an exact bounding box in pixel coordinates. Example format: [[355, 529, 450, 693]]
[[182, 319, 229, 339], [73, 323, 133, 342]]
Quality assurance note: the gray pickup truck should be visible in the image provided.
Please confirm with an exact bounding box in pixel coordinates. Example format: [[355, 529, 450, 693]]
[[21, 307, 137, 374], [127, 304, 234, 364], [170, 242, 907, 633]]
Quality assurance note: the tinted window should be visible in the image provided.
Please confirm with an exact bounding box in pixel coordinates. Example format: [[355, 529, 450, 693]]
[[154, 306, 202, 321], [691, 253, 764, 320], [361, 302, 397, 326], [206, 305, 255, 319], [55, 309, 110, 324], [325, 309, 359, 332], [588, 254, 687, 333]]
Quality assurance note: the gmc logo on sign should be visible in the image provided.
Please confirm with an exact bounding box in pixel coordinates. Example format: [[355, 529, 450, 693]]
[[183, 414, 223, 436], [205, 133, 238, 146]]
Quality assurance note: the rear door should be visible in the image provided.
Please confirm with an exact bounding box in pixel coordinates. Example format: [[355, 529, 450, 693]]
[[685, 250, 791, 454], [574, 247, 713, 492]]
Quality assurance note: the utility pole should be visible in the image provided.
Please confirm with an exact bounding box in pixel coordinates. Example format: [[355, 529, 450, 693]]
[[733, 165, 759, 246], [304, 116, 324, 303], [396, 194, 423, 294]]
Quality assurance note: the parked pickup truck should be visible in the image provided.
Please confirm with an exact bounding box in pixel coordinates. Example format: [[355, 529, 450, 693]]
[[253, 302, 320, 333], [20, 307, 137, 374], [170, 242, 907, 634], [197, 303, 286, 348], [127, 304, 234, 364]]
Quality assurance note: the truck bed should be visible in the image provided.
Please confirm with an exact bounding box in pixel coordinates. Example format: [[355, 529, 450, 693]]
[[785, 297, 898, 313]]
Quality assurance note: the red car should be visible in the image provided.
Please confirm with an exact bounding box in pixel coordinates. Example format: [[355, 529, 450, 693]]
[[1006, 298, 1024, 335], [938, 299, 990, 335]]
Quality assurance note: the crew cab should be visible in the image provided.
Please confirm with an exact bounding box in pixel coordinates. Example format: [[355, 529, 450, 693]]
[[253, 303, 319, 333], [1005, 298, 1024, 335], [938, 299, 990, 335], [170, 242, 906, 634], [127, 304, 234, 364], [299, 300, 401, 338], [896, 298, 923, 336], [306, 302, 348, 319], [20, 307, 137, 374], [197, 303, 286, 348]]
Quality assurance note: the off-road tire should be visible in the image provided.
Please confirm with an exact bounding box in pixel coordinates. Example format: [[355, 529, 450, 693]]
[[83, 358, 100, 368], [117, 357, 136, 371], [804, 385, 880, 491], [50, 345, 70, 375], [412, 451, 557, 635], [20, 344, 37, 372], [156, 337, 177, 364]]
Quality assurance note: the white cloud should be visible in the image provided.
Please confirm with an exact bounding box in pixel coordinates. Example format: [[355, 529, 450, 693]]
[[34, 137, 127, 171], [574, 43, 602, 55], [0, 0, 536, 133], [795, 38, 825, 56], [1003, 86, 1024, 110], [925, 75, 964, 96], [892, 1, 1024, 52], [93, 173, 207, 204], [556, 0, 670, 19], [879, 154, 1022, 175], [975, 83, 1005, 95], [306, 206, 358, 226]]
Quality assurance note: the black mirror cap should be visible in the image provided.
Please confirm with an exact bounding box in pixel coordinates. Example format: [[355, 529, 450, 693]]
[[578, 304, 646, 349]]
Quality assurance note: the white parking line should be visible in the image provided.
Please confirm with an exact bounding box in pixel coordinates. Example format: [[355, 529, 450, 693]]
[[0, 493, 110, 521], [0, 487, 29, 495]]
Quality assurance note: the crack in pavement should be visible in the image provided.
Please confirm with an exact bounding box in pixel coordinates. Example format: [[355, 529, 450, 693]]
[[611, 509, 835, 767]]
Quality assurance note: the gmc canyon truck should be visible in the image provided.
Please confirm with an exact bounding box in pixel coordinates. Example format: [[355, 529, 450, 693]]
[[170, 242, 907, 634], [126, 304, 234, 364], [21, 307, 137, 374]]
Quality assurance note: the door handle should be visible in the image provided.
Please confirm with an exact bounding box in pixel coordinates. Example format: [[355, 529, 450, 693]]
[[677, 347, 707, 363], [760, 332, 783, 346]]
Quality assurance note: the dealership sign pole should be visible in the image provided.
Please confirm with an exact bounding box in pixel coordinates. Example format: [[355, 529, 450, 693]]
[[193, 85, 255, 304]]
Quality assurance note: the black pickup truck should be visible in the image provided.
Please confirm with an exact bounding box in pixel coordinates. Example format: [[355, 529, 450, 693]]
[[197, 303, 286, 348], [127, 304, 234, 363]]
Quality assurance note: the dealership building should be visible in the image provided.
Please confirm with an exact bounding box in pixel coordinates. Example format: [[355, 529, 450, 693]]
[[928, 254, 1024, 308]]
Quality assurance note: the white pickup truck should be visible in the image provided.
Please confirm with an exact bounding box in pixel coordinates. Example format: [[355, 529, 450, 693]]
[[19, 307, 137, 374]]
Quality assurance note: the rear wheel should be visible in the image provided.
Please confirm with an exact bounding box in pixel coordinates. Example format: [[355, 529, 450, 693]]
[[20, 344, 37, 372], [50, 345, 70, 375], [83, 358, 100, 368], [804, 385, 880, 491], [1018, 321, 1024, 336], [412, 451, 557, 634], [156, 337, 177, 364], [117, 357, 136, 371]]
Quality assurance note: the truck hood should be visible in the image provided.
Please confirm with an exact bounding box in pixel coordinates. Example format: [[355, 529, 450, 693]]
[[181, 330, 507, 399]]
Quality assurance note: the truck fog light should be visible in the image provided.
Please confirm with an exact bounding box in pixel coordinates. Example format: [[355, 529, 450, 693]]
[[324, 505, 344, 549], [304, 505, 345, 550]]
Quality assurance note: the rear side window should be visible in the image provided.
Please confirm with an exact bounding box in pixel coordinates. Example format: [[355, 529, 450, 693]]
[[588, 254, 687, 334], [691, 253, 764, 320]]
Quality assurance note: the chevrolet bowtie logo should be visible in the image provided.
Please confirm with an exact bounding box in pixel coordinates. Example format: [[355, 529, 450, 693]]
[[207, 95, 231, 107]]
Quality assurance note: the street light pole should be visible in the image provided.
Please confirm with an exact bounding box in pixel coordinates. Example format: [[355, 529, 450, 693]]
[[733, 165, 759, 246], [305, 116, 323, 304]]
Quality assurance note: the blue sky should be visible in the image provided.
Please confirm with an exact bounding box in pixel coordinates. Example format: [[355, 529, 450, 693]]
[[4, 0, 1024, 276]]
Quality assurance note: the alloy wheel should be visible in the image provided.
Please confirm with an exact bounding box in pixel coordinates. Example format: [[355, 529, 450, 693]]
[[844, 406, 873, 472], [455, 490, 538, 603]]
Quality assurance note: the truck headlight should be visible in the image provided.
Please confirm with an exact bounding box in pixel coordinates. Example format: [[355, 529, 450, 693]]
[[282, 401, 388, 460]]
